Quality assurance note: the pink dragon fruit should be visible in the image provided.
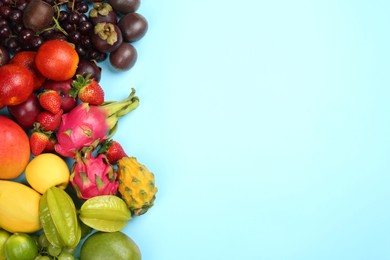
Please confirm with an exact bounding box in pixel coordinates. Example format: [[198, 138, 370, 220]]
[[70, 149, 119, 200], [55, 89, 139, 157]]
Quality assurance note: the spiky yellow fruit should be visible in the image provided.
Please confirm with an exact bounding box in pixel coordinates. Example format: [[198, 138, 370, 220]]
[[117, 157, 158, 216]]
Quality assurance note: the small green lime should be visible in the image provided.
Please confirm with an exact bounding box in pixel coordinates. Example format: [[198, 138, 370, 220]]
[[80, 231, 141, 260], [5, 233, 38, 260], [0, 229, 11, 260]]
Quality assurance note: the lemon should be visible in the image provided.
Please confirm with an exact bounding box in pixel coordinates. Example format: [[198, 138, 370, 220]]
[[25, 153, 70, 194], [80, 231, 141, 260]]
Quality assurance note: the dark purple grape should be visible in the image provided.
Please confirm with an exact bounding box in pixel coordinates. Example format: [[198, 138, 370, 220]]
[[96, 52, 107, 62], [75, 59, 102, 82], [16, 0, 29, 10], [118, 13, 147, 42], [30, 35, 43, 49], [109, 42, 137, 70], [78, 13, 88, 23], [58, 10, 68, 22], [80, 35, 91, 47], [12, 23, 24, 33], [2, 0, 13, 5], [5, 37, 19, 50], [79, 21, 92, 34], [68, 11, 80, 24], [62, 22, 74, 33], [75, 2, 89, 13], [41, 28, 54, 39], [67, 30, 81, 44], [108, 0, 139, 14], [88, 50, 100, 60], [0, 18, 7, 27], [18, 28, 34, 42], [0, 25, 11, 39], [0, 5, 11, 18], [50, 32, 67, 41], [75, 45, 87, 57], [8, 9, 23, 24]]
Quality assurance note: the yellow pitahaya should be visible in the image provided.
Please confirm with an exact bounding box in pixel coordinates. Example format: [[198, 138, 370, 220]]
[[117, 157, 158, 216]]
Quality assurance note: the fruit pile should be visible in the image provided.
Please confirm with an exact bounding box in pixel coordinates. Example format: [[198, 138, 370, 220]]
[[0, 0, 147, 70], [0, 1, 157, 259]]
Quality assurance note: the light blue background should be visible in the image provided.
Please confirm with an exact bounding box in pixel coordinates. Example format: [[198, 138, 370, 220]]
[[3, 0, 389, 259], [104, 0, 390, 259]]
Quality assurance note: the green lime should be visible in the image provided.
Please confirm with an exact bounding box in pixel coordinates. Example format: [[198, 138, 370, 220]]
[[5, 233, 38, 260], [0, 229, 11, 260], [80, 231, 141, 260]]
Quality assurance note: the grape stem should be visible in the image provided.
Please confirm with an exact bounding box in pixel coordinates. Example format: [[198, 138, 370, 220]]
[[53, 8, 68, 36]]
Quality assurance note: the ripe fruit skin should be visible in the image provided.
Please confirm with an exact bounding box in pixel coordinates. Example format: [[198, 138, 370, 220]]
[[109, 42, 137, 71], [117, 157, 158, 216], [118, 13, 148, 42], [10, 51, 46, 90], [0, 115, 30, 179], [98, 139, 128, 163], [42, 79, 77, 112], [37, 109, 63, 131], [0, 229, 11, 260], [7, 93, 43, 130], [25, 153, 70, 194], [80, 231, 141, 260], [29, 130, 50, 156], [35, 40, 79, 81], [39, 90, 62, 114], [0, 181, 41, 233], [71, 75, 105, 105], [4, 233, 38, 260], [0, 63, 34, 107]]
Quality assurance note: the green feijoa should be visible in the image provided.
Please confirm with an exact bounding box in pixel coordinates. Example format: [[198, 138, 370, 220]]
[[79, 195, 131, 232]]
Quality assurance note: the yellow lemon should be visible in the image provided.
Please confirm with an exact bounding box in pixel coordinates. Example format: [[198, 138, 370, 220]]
[[25, 153, 70, 194]]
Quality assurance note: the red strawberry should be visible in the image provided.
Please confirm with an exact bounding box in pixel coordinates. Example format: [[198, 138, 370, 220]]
[[98, 139, 128, 163], [70, 74, 104, 105], [30, 124, 51, 156], [37, 109, 63, 131], [44, 135, 57, 152], [38, 89, 61, 114]]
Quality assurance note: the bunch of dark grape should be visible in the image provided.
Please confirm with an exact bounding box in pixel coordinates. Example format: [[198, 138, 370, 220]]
[[43, 0, 108, 62], [0, 0, 148, 71]]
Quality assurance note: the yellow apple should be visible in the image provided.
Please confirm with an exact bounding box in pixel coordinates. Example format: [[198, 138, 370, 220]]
[[25, 153, 70, 194]]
